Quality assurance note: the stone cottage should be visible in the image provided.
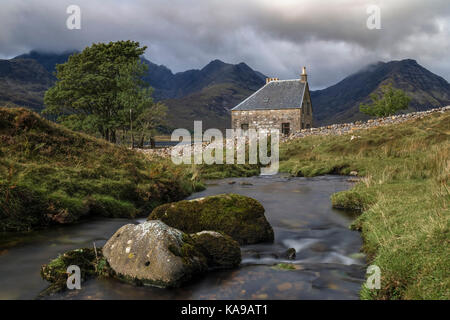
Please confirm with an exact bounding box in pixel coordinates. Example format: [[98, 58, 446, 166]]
[[231, 67, 313, 135]]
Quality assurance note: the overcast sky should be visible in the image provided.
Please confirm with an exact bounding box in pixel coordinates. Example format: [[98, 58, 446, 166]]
[[1, 0, 449, 89]]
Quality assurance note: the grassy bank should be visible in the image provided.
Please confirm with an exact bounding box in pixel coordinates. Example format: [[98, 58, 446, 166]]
[[0, 107, 200, 232], [279, 111, 449, 299]]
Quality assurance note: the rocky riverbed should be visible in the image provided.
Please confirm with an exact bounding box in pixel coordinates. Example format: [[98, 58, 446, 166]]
[[0, 175, 365, 300]]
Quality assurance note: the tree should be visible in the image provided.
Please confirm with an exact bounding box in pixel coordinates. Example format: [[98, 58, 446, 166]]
[[136, 102, 168, 148], [43, 41, 153, 143], [359, 83, 411, 117]]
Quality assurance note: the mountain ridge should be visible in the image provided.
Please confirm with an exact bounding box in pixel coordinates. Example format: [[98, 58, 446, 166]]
[[1, 51, 449, 130], [312, 59, 450, 124]]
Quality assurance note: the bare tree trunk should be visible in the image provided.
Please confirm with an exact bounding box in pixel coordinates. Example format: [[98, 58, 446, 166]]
[[139, 134, 145, 148], [130, 109, 134, 149], [150, 136, 155, 149]]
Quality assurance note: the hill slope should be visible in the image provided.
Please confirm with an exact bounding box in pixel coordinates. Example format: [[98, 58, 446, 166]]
[[312, 59, 450, 125], [163, 83, 256, 131], [143, 59, 266, 131], [0, 107, 196, 231], [144, 58, 265, 100], [0, 58, 54, 111]]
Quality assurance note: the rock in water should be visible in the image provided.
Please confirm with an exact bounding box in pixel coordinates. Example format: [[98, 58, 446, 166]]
[[283, 248, 296, 260], [40, 221, 242, 293], [102, 220, 207, 288], [191, 231, 241, 269], [148, 193, 274, 245], [40, 248, 112, 296]]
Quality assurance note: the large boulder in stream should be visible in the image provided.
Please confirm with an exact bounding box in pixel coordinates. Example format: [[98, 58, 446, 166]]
[[148, 194, 274, 245], [102, 220, 240, 288]]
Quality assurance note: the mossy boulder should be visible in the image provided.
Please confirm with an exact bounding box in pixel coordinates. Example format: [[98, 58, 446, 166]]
[[102, 220, 208, 288], [148, 194, 274, 245], [40, 221, 241, 292], [190, 231, 241, 269], [40, 248, 112, 296]]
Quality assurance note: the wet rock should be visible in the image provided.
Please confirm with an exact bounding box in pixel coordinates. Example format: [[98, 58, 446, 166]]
[[40, 248, 112, 296], [190, 231, 241, 269], [41, 222, 242, 293], [239, 182, 253, 186], [148, 194, 274, 245], [228, 181, 236, 185], [283, 248, 296, 260], [102, 220, 208, 288], [349, 171, 358, 176]]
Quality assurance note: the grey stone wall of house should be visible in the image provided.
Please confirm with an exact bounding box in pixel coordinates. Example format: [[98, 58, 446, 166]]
[[300, 91, 313, 129], [232, 108, 311, 134], [230, 73, 314, 134]]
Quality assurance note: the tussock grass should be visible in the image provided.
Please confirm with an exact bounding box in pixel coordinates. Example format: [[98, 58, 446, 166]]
[[0, 108, 199, 231], [279, 112, 449, 299]]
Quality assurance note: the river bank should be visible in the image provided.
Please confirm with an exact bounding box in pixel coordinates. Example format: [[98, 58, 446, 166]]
[[0, 175, 365, 300], [278, 110, 449, 299], [1, 106, 448, 299]]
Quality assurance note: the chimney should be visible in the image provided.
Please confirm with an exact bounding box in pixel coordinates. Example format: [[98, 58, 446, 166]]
[[266, 77, 279, 84], [300, 66, 307, 83]]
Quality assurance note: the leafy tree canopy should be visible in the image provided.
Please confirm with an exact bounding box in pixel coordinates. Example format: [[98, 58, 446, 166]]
[[43, 40, 161, 144], [359, 83, 411, 117]]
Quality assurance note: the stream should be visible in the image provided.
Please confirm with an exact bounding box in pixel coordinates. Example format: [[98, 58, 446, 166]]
[[0, 174, 365, 300]]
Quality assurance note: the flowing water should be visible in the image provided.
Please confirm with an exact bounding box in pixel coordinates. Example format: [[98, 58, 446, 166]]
[[0, 174, 365, 300]]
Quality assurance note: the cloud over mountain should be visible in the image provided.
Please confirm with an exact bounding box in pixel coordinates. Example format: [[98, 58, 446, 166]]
[[1, 0, 449, 89]]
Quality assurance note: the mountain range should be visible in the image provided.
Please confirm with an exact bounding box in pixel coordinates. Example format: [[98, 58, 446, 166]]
[[1, 50, 449, 131]]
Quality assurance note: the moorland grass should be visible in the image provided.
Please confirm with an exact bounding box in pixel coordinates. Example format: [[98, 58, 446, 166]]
[[279, 111, 449, 299], [0, 107, 200, 231]]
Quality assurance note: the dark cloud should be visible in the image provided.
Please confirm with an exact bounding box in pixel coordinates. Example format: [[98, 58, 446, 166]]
[[1, 0, 449, 89]]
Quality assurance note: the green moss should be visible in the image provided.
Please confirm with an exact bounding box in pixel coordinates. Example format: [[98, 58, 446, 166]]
[[148, 194, 274, 245], [199, 163, 260, 179], [271, 263, 296, 271], [87, 194, 136, 218], [331, 189, 376, 212], [40, 247, 113, 296], [191, 232, 241, 269]]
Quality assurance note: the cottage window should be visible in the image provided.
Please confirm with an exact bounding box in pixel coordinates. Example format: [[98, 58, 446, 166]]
[[282, 123, 290, 135]]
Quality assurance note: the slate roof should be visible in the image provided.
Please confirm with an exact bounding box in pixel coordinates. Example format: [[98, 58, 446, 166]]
[[232, 80, 306, 111]]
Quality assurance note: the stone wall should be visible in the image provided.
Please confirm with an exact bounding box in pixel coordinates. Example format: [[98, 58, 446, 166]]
[[231, 109, 306, 133], [136, 106, 449, 159]]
